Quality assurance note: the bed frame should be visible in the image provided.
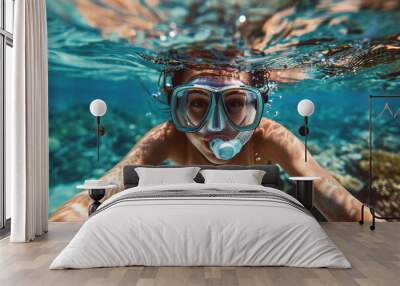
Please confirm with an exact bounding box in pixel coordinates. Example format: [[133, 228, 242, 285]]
[[123, 164, 283, 190]]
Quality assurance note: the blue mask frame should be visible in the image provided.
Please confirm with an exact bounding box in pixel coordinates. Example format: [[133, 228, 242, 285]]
[[170, 83, 266, 132]]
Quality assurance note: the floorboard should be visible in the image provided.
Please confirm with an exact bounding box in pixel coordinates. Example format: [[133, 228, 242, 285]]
[[0, 222, 399, 286]]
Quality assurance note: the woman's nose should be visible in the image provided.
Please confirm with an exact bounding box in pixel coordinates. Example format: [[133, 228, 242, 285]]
[[207, 103, 226, 132]]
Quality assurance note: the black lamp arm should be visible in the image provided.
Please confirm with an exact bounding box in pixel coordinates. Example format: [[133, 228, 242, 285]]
[[304, 116, 308, 162], [298, 116, 309, 162], [95, 116, 106, 161]]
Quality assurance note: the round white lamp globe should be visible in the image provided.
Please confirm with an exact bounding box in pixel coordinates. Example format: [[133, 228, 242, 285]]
[[90, 99, 107, 117], [297, 99, 315, 117], [238, 14, 247, 23]]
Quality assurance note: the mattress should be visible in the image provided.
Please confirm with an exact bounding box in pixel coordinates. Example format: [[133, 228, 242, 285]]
[[50, 183, 351, 269]]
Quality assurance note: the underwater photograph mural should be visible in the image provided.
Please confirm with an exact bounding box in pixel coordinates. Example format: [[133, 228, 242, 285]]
[[47, 0, 400, 222]]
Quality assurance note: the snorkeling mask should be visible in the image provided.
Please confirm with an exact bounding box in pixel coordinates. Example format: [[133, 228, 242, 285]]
[[170, 78, 267, 160]]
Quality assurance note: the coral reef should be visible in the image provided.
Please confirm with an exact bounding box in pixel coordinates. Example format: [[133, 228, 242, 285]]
[[359, 150, 400, 219]]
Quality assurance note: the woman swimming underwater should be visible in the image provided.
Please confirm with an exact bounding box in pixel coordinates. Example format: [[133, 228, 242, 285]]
[[49, 0, 400, 222], [51, 62, 373, 222]]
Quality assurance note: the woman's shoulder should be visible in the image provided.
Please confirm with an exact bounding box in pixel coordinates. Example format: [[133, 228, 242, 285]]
[[254, 118, 297, 145], [149, 121, 176, 132], [252, 118, 302, 162], [255, 118, 289, 134], [143, 121, 183, 141]]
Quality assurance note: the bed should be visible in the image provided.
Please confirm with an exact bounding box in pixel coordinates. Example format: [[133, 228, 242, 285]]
[[50, 165, 350, 269]]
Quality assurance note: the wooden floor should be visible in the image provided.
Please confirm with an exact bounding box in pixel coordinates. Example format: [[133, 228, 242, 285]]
[[0, 223, 399, 286]]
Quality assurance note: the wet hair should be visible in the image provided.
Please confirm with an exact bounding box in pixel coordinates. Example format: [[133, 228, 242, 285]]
[[155, 46, 269, 103]]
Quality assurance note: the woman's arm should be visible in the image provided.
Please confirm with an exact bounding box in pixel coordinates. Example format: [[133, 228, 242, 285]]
[[49, 122, 182, 221], [256, 119, 372, 222], [101, 121, 183, 190]]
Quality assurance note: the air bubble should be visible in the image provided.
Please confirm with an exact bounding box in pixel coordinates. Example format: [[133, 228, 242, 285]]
[[169, 30, 177, 38], [238, 15, 247, 24]]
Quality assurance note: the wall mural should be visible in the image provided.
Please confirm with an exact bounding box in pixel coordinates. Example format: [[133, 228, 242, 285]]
[[47, 0, 400, 222], [369, 97, 400, 220]]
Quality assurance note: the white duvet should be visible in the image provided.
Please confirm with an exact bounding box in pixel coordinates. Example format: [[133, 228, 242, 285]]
[[50, 183, 351, 269]]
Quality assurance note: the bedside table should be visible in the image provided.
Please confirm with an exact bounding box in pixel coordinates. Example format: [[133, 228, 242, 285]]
[[77, 183, 117, 216], [289, 177, 320, 210]]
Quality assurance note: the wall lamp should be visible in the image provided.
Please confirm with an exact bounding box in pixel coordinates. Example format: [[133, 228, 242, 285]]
[[89, 99, 107, 161], [297, 99, 315, 162]]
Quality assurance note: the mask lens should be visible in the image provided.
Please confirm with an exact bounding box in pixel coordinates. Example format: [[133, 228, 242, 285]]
[[172, 88, 212, 130], [222, 88, 260, 129]]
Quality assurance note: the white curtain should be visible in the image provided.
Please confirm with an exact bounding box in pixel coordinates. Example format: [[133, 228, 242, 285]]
[[7, 0, 49, 242]]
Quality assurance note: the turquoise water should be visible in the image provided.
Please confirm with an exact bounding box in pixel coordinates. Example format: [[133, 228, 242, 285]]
[[47, 0, 400, 216]]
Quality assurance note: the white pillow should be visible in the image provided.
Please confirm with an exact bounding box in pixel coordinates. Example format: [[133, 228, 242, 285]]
[[135, 167, 200, 186], [200, 169, 266, 185]]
